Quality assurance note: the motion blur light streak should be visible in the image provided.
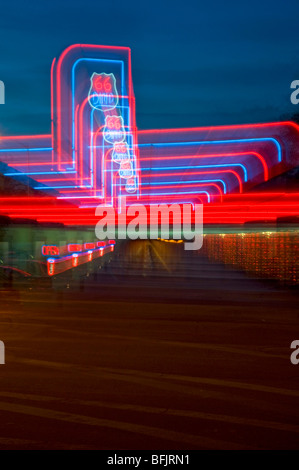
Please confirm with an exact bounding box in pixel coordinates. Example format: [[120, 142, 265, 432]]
[[1, 194, 299, 225]]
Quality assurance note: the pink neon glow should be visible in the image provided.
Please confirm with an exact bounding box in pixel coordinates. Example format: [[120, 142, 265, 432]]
[[0, 43, 298, 228]]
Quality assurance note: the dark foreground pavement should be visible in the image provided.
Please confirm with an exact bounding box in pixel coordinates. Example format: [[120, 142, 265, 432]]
[[0, 240, 298, 449]]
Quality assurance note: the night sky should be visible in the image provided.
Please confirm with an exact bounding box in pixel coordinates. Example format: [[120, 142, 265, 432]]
[[0, 0, 299, 135]]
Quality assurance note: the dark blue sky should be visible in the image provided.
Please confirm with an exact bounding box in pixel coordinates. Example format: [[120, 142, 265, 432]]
[[0, 0, 299, 135]]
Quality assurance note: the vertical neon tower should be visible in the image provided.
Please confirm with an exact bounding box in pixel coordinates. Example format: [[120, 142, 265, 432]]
[[51, 44, 140, 205]]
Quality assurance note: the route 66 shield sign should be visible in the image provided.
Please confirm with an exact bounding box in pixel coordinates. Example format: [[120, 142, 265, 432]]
[[126, 177, 137, 193], [119, 160, 133, 179], [103, 115, 126, 144], [112, 142, 130, 163], [88, 72, 118, 111]]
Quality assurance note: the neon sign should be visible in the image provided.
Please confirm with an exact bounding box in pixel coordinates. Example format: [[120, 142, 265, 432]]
[[87, 64, 137, 196], [46, 242, 115, 276], [103, 115, 126, 144], [112, 142, 130, 163], [126, 177, 137, 193], [68, 244, 83, 253], [42, 245, 60, 256], [84, 242, 96, 250], [0, 44, 298, 228], [47, 258, 55, 276], [88, 72, 118, 111], [72, 253, 79, 267]]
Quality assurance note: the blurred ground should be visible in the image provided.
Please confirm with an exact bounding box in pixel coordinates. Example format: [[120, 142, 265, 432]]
[[0, 240, 298, 449]]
